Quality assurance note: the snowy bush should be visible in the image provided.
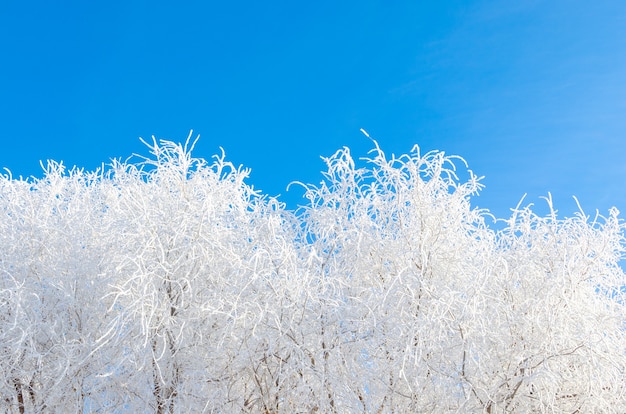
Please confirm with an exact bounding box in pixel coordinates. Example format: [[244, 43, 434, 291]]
[[0, 134, 624, 413]]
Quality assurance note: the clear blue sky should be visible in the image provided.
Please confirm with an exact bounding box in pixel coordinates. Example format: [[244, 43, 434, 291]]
[[1, 1, 625, 223]]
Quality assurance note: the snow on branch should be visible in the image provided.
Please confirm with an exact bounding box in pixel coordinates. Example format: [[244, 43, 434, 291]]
[[0, 135, 623, 412]]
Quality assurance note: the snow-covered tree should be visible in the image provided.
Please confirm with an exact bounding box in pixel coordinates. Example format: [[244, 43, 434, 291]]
[[0, 134, 623, 412], [0, 161, 125, 412]]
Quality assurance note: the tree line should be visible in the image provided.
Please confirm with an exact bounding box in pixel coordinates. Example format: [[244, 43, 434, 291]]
[[1, 136, 624, 413]]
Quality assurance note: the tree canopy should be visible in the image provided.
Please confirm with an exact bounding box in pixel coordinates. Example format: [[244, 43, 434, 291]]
[[1, 136, 624, 413]]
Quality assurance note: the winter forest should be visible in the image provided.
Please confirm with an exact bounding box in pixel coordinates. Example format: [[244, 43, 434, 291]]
[[1, 136, 625, 413]]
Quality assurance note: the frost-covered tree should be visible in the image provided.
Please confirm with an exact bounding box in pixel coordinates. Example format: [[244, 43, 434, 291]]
[[0, 134, 623, 413], [297, 142, 625, 412], [0, 161, 126, 412]]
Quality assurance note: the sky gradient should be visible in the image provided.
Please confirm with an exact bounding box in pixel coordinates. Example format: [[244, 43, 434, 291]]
[[1, 0, 625, 223]]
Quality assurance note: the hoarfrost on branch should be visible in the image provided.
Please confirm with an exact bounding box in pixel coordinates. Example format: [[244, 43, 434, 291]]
[[0, 135, 624, 413]]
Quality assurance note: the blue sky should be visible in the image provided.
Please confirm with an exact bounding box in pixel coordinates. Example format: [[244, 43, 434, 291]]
[[1, 0, 625, 223]]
